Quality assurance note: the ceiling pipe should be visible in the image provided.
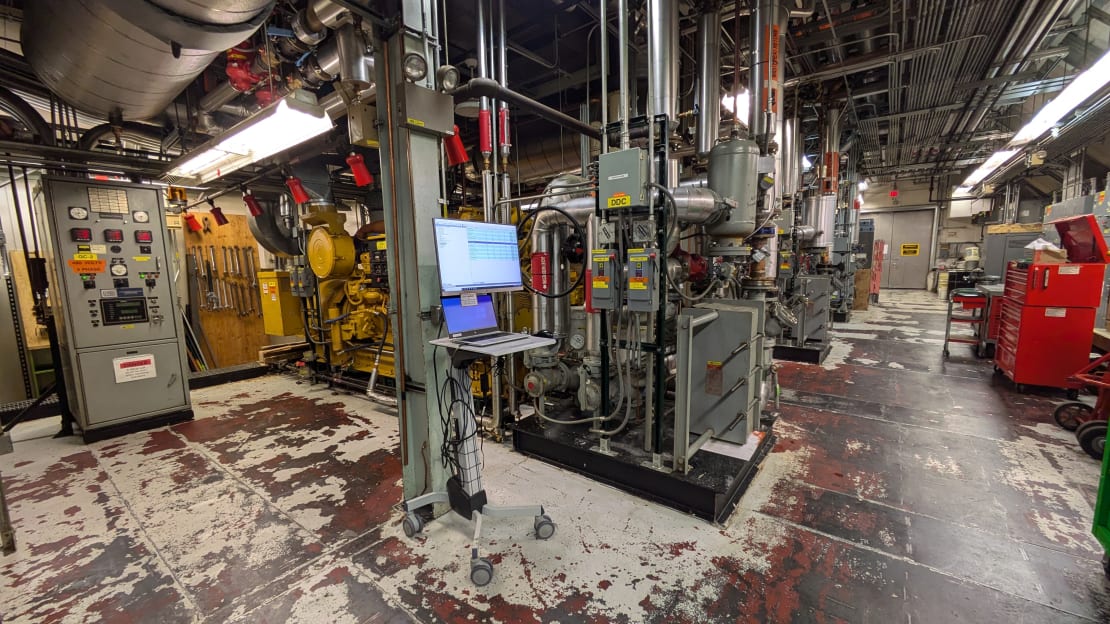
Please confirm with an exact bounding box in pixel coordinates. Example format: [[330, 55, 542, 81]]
[[696, 2, 723, 157], [0, 86, 55, 146], [948, 0, 1068, 142], [77, 122, 167, 152], [449, 78, 602, 141]]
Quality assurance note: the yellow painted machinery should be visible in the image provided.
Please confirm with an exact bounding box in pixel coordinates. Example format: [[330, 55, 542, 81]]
[[301, 202, 395, 381]]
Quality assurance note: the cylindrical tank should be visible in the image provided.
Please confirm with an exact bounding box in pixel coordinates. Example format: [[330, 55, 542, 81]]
[[706, 138, 760, 239], [802, 195, 837, 249], [22, 0, 275, 120]]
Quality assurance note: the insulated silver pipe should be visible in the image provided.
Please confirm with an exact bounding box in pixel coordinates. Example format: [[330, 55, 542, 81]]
[[529, 197, 596, 334], [617, 0, 631, 149], [750, 0, 788, 147], [648, 0, 679, 124], [695, 4, 722, 157], [600, 0, 608, 154], [551, 226, 568, 337], [477, 0, 491, 114], [498, 0, 509, 98], [780, 116, 799, 200]]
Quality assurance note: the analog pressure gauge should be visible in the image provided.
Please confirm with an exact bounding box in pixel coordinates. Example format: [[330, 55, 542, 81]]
[[110, 264, 128, 277], [569, 333, 586, 350], [69, 206, 89, 220], [132, 211, 150, 223]]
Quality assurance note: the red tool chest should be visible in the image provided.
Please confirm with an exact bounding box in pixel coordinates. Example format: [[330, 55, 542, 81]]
[[995, 214, 1110, 392]]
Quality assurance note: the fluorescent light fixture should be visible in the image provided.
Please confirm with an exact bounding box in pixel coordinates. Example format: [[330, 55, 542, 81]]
[[801, 154, 813, 171], [165, 91, 333, 184], [957, 149, 1017, 190], [857, 179, 869, 191], [721, 90, 751, 126], [1011, 49, 1110, 146], [953, 186, 973, 197]]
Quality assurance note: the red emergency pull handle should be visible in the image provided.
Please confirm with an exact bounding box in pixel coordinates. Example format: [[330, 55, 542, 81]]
[[1043, 269, 1050, 289], [1031, 268, 1038, 290]]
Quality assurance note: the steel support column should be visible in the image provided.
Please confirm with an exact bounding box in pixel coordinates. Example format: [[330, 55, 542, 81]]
[[374, 1, 452, 506]]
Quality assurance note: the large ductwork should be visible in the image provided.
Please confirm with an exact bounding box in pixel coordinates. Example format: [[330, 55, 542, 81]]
[[695, 3, 722, 158], [22, 0, 276, 120]]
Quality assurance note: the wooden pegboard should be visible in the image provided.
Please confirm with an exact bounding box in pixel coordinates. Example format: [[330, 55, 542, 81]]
[[184, 214, 269, 368]]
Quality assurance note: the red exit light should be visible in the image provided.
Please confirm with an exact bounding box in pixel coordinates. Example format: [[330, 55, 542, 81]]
[[889, 189, 899, 198]]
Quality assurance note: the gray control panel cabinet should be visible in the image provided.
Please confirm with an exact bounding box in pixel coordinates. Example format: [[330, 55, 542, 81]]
[[39, 178, 191, 434]]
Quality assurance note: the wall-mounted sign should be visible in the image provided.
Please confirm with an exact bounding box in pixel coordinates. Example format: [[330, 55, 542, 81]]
[[900, 243, 920, 256]]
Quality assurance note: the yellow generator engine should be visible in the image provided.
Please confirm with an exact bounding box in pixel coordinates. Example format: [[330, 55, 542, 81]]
[[302, 203, 395, 382]]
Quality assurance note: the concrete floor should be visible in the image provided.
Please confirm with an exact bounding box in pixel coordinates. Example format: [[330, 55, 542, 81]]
[[1, 290, 1108, 623]]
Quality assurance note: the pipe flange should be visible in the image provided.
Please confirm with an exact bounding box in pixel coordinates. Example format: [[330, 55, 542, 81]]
[[293, 10, 327, 46]]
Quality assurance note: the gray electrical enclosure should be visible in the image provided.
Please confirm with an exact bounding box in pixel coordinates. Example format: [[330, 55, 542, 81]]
[[39, 178, 192, 440], [598, 148, 647, 210], [589, 248, 620, 310], [625, 248, 658, 312]]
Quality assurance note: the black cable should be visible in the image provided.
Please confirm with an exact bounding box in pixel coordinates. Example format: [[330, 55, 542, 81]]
[[516, 204, 588, 299]]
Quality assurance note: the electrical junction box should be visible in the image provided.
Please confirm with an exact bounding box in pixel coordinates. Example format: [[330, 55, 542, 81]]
[[260, 270, 305, 336], [625, 248, 659, 312], [599, 148, 647, 210], [589, 248, 620, 310]]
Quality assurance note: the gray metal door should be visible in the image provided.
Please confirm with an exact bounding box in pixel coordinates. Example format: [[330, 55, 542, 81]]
[[871, 209, 934, 289]]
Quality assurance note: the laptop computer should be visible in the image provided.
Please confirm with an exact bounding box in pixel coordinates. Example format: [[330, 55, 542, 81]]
[[442, 294, 528, 346]]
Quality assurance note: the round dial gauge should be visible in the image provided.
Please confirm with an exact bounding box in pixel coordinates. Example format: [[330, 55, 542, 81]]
[[569, 333, 586, 350], [132, 211, 150, 223], [69, 206, 88, 220], [110, 264, 128, 277]]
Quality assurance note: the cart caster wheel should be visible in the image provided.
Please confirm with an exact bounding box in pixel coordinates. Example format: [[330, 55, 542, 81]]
[[1053, 401, 1095, 431], [993, 365, 1001, 374], [1016, 384, 1027, 394], [534, 515, 556, 540], [1066, 389, 1080, 400], [402, 513, 423, 539], [470, 557, 493, 587], [1076, 420, 1108, 460]]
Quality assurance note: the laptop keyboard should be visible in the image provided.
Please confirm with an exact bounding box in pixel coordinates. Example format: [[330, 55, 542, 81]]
[[458, 331, 514, 344]]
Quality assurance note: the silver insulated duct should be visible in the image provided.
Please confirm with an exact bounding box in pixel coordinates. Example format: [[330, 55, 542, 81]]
[[22, 0, 276, 120], [695, 3, 722, 158], [648, 0, 679, 124]]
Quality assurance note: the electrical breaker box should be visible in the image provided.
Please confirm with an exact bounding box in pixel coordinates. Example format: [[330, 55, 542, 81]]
[[599, 148, 648, 210], [38, 178, 192, 440], [259, 270, 305, 336], [625, 248, 659, 312], [589, 248, 620, 310]]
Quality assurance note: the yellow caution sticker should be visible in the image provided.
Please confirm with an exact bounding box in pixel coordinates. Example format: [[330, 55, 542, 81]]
[[376, 241, 387, 250], [592, 276, 610, 290], [629, 276, 648, 290], [132, 256, 151, 262], [72, 252, 98, 261]]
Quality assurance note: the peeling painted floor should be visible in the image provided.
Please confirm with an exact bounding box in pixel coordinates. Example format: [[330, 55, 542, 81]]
[[2, 289, 1109, 623]]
